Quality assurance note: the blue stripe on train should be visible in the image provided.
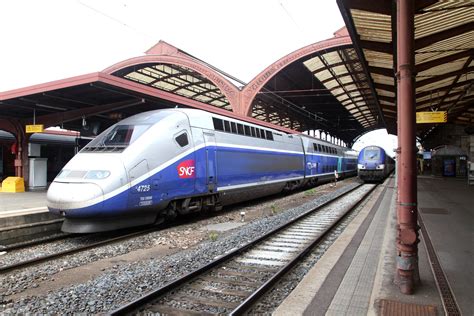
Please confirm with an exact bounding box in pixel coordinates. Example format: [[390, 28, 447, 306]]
[[58, 146, 357, 218], [56, 146, 304, 217]]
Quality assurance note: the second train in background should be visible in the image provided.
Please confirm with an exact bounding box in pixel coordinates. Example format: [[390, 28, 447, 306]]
[[357, 145, 395, 182]]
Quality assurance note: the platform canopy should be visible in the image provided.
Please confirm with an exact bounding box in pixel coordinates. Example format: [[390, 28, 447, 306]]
[[241, 27, 384, 144], [337, 0, 473, 139]]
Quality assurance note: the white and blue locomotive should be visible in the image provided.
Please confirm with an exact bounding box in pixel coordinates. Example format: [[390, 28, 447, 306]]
[[357, 145, 395, 182], [47, 109, 358, 233]]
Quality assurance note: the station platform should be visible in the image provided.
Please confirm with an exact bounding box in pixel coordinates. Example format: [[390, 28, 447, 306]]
[[0, 188, 61, 245], [275, 175, 473, 315], [0, 189, 49, 218]]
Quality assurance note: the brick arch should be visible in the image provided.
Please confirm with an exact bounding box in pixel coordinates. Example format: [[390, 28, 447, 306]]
[[102, 41, 241, 113], [241, 33, 352, 117]]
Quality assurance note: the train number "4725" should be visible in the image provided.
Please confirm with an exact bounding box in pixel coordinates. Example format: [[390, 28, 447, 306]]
[[136, 184, 151, 192]]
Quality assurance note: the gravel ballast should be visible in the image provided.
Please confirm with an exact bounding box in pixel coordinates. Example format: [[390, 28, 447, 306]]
[[1, 180, 360, 314]]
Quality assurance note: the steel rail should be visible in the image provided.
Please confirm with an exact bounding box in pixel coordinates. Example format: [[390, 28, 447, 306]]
[[229, 183, 378, 315], [0, 226, 160, 274], [1, 233, 72, 252], [110, 183, 367, 315]]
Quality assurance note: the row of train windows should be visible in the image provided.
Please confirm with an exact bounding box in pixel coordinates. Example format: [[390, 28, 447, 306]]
[[212, 118, 274, 141], [313, 143, 337, 155]]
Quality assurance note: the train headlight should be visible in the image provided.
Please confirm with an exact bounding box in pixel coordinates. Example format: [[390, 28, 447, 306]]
[[376, 164, 385, 170], [85, 170, 111, 179], [358, 164, 365, 169]]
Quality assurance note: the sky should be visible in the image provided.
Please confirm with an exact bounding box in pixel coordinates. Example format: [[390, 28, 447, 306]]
[[0, 0, 396, 149], [352, 129, 398, 158], [0, 0, 345, 91]]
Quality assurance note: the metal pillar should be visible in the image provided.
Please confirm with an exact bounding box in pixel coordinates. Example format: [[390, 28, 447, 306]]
[[396, 0, 419, 295]]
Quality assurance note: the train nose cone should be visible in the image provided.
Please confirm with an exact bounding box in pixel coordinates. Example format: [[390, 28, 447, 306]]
[[47, 182, 104, 215]]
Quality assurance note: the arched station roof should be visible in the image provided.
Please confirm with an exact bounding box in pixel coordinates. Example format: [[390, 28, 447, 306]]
[[338, 0, 473, 141], [241, 27, 384, 144], [0, 34, 382, 145], [103, 41, 240, 113], [0, 41, 295, 137]]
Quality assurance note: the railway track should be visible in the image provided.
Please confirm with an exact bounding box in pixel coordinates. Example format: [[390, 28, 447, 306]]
[[1, 233, 72, 252], [111, 183, 377, 315], [0, 226, 161, 274], [0, 182, 339, 275]]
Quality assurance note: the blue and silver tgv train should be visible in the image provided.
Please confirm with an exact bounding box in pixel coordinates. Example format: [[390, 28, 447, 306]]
[[47, 109, 358, 233], [357, 145, 395, 182]]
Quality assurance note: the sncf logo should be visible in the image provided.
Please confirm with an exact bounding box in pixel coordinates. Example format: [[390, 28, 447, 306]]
[[177, 159, 196, 178]]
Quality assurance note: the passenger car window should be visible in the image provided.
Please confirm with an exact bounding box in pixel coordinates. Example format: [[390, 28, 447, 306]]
[[213, 118, 224, 131], [237, 124, 244, 135], [266, 131, 273, 140], [251, 127, 256, 137], [244, 125, 251, 136], [224, 120, 231, 132], [231, 122, 237, 134]]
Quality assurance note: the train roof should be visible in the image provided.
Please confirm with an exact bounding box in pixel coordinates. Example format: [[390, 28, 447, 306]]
[[104, 108, 355, 150]]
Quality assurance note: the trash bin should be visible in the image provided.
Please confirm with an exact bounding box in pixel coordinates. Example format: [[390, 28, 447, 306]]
[[1, 177, 25, 193]]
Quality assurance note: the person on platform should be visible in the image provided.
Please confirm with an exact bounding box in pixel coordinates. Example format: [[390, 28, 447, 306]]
[[332, 170, 338, 187]]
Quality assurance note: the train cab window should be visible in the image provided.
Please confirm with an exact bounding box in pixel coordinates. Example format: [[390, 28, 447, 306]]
[[364, 148, 380, 160], [224, 120, 231, 132], [266, 131, 273, 140], [231, 122, 237, 134], [175, 133, 189, 147], [237, 123, 244, 135], [213, 118, 224, 131], [244, 125, 251, 136], [251, 127, 256, 137], [100, 124, 148, 147]]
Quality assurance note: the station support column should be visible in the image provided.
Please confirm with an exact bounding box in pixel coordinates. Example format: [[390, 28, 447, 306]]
[[396, 0, 419, 295]]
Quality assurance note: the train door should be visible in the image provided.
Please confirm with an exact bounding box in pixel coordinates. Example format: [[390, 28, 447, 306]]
[[307, 142, 317, 177], [203, 132, 217, 193], [337, 156, 342, 173], [128, 159, 152, 208]]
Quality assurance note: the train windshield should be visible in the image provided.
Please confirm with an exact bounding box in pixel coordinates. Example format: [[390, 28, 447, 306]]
[[82, 124, 151, 152], [364, 149, 380, 160]]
